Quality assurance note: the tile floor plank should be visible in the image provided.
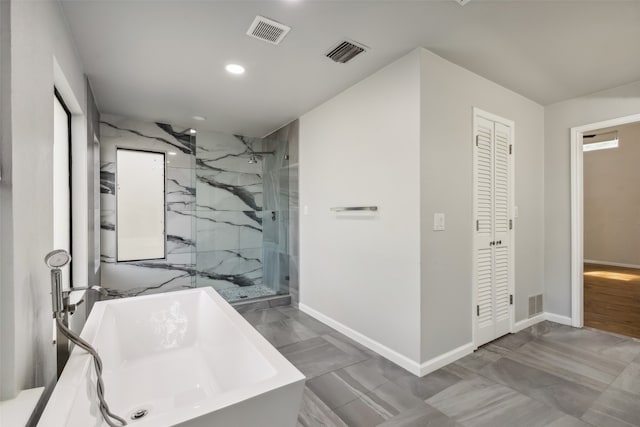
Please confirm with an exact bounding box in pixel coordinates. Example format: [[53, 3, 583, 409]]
[[377, 403, 463, 427], [297, 387, 348, 427], [426, 375, 565, 427], [479, 357, 600, 418], [236, 306, 640, 427]]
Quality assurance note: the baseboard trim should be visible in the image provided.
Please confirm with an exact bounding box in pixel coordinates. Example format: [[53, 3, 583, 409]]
[[299, 304, 473, 377], [544, 312, 572, 326], [299, 303, 424, 375], [418, 342, 474, 377], [584, 259, 640, 270], [513, 313, 545, 332]]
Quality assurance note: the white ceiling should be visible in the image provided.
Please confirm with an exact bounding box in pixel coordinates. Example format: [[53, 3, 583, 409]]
[[60, 0, 640, 137]]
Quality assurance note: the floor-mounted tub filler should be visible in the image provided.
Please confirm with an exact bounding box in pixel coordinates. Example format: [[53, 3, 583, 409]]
[[39, 288, 306, 427]]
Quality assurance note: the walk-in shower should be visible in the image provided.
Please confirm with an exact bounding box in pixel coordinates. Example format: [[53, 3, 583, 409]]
[[99, 116, 298, 305], [194, 127, 294, 303]]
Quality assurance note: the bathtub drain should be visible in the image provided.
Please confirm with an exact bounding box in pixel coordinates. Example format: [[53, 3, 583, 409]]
[[130, 409, 148, 420]]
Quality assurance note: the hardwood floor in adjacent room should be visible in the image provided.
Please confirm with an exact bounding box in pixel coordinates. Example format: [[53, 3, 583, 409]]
[[584, 263, 640, 339]]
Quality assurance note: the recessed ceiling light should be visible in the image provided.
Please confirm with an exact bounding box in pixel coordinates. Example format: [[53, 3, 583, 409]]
[[225, 64, 245, 75], [189, 129, 197, 135], [168, 151, 177, 156], [192, 115, 206, 121]]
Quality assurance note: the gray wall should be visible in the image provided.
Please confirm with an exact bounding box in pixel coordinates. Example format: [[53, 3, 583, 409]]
[[419, 49, 545, 360], [0, 0, 88, 400], [299, 48, 546, 369], [545, 79, 640, 317], [0, 0, 15, 401], [300, 50, 423, 365], [584, 122, 640, 266]]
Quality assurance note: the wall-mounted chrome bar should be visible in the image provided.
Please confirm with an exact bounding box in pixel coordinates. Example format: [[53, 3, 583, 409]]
[[330, 206, 378, 212]]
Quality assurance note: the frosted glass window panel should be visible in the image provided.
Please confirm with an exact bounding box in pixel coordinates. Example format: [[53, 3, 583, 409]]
[[53, 94, 71, 289], [116, 149, 166, 261]]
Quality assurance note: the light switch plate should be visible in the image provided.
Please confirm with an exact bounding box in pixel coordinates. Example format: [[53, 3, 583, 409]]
[[433, 213, 445, 231]]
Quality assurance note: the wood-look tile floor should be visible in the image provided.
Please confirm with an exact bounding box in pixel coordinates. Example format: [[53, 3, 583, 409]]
[[242, 305, 640, 427], [584, 263, 640, 339]]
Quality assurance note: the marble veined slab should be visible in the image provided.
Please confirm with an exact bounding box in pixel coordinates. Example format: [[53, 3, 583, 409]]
[[101, 253, 195, 296], [196, 210, 262, 251], [196, 172, 263, 212], [101, 115, 195, 169], [196, 248, 263, 290], [167, 167, 196, 211]]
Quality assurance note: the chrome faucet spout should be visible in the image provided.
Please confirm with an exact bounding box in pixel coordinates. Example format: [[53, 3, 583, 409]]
[[68, 285, 109, 297]]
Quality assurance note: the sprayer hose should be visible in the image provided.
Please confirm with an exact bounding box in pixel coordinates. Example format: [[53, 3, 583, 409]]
[[55, 314, 127, 427]]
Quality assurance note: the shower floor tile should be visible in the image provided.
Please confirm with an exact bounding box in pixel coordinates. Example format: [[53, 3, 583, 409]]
[[216, 284, 276, 302]]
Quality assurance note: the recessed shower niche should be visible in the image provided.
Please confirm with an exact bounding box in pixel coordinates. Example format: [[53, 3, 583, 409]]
[[100, 115, 298, 304]]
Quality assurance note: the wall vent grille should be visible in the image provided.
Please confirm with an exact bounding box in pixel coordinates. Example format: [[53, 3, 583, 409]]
[[246, 16, 291, 45], [528, 294, 544, 317], [325, 40, 368, 63]]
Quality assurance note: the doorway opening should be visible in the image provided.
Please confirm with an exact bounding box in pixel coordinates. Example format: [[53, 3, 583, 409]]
[[570, 113, 640, 338]]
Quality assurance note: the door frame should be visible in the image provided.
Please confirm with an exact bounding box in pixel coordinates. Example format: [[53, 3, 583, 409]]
[[472, 107, 516, 348], [570, 112, 640, 328]]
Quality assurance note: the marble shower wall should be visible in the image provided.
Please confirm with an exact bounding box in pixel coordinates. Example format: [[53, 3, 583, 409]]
[[98, 114, 298, 303], [195, 131, 271, 301], [263, 120, 299, 305], [100, 115, 197, 295]]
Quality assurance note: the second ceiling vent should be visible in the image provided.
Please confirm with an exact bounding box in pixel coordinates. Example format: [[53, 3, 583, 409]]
[[246, 16, 291, 45], [325, 40, 368, 64]]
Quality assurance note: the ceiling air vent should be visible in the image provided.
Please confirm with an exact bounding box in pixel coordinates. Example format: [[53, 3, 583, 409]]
[[246, 16, 291, 45], [325, 40, 368, 64]]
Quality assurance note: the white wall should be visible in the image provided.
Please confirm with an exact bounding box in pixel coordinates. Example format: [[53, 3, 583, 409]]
[[1, 0, 87, 401], [419, 49, 545, 360], [584, 122, 640, 266], [299, 50, 423, 366], [545, 80, 640, 317]]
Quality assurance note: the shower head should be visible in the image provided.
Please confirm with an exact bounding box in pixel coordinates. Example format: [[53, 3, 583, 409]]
[[248, 155, 258, 164], [45, 249, 71, 269]]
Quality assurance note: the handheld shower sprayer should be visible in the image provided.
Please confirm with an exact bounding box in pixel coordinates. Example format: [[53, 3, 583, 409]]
[[44, 249, 127, 427], [44, 248, 72, 268], [45, 249, 71, 316]]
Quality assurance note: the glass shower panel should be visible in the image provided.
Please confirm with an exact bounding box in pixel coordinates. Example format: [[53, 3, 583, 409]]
[[261, 130, 291, 298], [195, 130, 290, 303]]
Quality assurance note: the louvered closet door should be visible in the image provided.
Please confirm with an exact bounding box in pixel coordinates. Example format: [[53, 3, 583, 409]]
[[473, 113, 513, 347], [474, 116, 496, 346], [493, 122, 512, 338]]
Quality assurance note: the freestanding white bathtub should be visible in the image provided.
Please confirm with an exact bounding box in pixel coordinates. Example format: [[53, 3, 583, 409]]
[[39, 288, 305, 427]]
